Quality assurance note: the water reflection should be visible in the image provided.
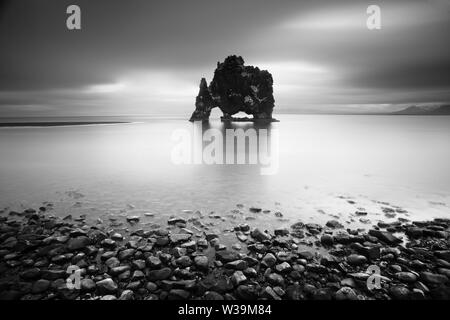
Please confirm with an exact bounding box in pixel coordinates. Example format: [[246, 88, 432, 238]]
[[192, 120, 279, 175]]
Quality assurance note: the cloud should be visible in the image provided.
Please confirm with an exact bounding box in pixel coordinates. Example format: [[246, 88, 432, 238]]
[[0, 0, 449, 116]]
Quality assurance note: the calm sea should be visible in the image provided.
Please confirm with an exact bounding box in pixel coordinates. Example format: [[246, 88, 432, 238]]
[[1, 114, 449, 241]]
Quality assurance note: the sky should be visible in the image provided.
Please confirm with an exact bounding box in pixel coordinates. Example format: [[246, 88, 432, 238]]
[[0, 0, 450, 117]]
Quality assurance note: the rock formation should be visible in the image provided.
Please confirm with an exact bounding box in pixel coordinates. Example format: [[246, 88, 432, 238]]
[[189, 78, 214, 122], [189, 55, 276, 122]]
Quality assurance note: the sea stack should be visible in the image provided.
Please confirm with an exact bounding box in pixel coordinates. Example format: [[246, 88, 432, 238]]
[[189, 78, 214, 122], [189, 55, 277, 122]]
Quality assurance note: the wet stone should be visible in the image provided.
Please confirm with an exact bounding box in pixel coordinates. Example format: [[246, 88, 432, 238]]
[[347, 254, 368, 266], [231, 271, 247, 286], [32, 279, 50, 294], [194, 255, 209, 270], [96, 278, 118, 294], [396, 272, 418, 283], [148, 267, 172, 281], [216, 250, 239, 263], [326, 220, 344, 229], [262, 253, 277, 267], [80, 278, 96, 292], [266, 273, 285, 287], [321, 234, 334, 246], [335, 287, 358, 300], [146, 256, 162, 269], [225, 260, 248, 270]]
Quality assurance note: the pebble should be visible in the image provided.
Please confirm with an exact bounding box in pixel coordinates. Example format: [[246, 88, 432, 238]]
[[80, 278, 96, 292], [231, 271, 247, 286], [326, 220, 343, 229], [335, 287, 358, 300], [1, 205, 450, 301], [347, 254, 368, 266], [96, 278, 118, 294], [32, 279, 50, 294], [194, 255, 209, 270], [119, 290, 134, 300], [261, 253, 277, 267], [396, 272, 418, 283], [320, 234, 334, 246], [251, 228, 271, 242]]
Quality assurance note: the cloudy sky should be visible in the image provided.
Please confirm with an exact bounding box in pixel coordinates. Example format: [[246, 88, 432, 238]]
[[0, 0, 449, 117]]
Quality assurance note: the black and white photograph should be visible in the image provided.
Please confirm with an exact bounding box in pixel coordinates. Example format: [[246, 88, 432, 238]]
[[1, 0, 450, 309]]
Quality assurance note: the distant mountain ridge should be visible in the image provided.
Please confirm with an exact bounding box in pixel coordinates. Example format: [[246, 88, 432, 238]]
[[393, 105, 450, 115]]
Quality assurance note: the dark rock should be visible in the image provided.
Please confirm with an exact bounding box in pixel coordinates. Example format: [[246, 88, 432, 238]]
[[176, 256, 192, 268], [225, 260, 248, 270], [368, 229, 402, 245], [266, 273, 285, 287], [194, 255, 209, 270], [334, 233, 352, 244], [146, 256, 162, 269], [262, 286, 281, 300], [347, 254, 368, 266], [132, 270, 145, 280], [20, 268, 41, 280], [312, 288, 333, 300], [105, 257, 120, 268], [236, 232, 247, 242], [126, 216, 140, 223], [180, 241, 197, 250], [118, 248, 135, 260], [148, 267, 172, 281], [100, 238, 116, 249], [435, 250, 450, 262], [420, 272, 448, 285], [168, 217, 186, 225], [170, 233, 192, 243], [251, 228, 271, 242], [321, 234, 334, 246], [275, 262, 292, 273], [67, 236, 90, 251], [146, 282, 158, 292], [132, 259, 146, 270], [32, 279, 50, 293], [335, 287, 358, 300], [306, 263, 328, 274], [261, 253, 277, 267], [204, 232, 219, 241], [216, 250, 239, 263], [168, 289, 191, 300], [204, 291, 224, 300], [285, 284, 303, 300], [41, 269, 66, 280], [96, 278, 118, 294], [189, 78, 215, 121], [231, 271, 247, 286], [156, 237, 170, 246], [243, 267, 258, 278], [190, 56, 275, 121], [390, 285, 410, 300], [274, 228, 289, 236], [119, 289, 134, 300], [298, 251, 314, 260], [235, 285, 258, 300], [396, 272, 418, 283], [406, 227, 424, 239], [80, 278, 96, 292], [326, 220, 344, 229]]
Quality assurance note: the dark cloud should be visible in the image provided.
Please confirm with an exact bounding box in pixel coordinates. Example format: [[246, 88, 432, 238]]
[[0, 0, 449, 116]]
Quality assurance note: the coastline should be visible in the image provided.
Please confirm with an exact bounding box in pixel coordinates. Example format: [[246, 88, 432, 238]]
[[0, 205, 449, 300], [0, 121, 129, 128]]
